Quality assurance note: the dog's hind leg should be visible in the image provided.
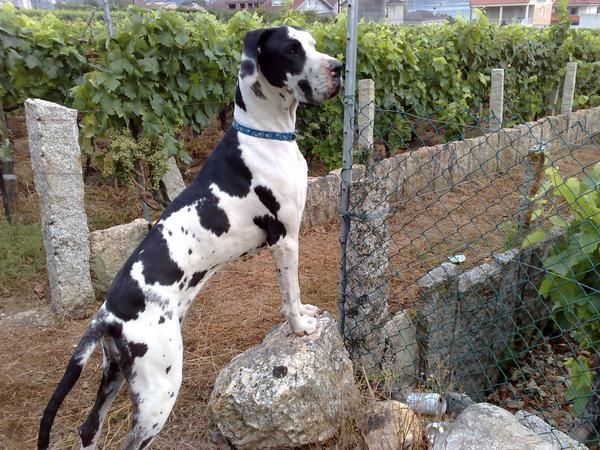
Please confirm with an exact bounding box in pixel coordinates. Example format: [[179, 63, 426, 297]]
[[121, 330, 183, 450], [78, 343, 124, 450]]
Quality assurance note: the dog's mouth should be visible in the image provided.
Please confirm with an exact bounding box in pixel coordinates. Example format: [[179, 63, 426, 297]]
[[328, 75, 341, 99]]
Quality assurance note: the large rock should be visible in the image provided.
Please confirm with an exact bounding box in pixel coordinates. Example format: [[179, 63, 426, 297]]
[[515, 410, 587, 450], [301, 174, 340, 230], [89, 218, 149, 299], [362, 400, 422, 450], [432, 403, 587, 450], [25, 98, 95, 318], [209, 313, 358, 449]]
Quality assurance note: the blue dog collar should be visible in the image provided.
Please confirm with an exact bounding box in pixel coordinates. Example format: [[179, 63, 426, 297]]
[[232, 119, 297, 141]]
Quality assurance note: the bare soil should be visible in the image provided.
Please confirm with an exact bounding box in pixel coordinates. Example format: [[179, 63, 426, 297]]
[[1, 112, 598, 448]]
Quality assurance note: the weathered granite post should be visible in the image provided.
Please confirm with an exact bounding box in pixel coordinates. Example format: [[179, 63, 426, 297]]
[[489, 69, 504, 131], [357, 79, 375, 165], [561, 62, 577, 115], [25, 99, 95, 318], [345, 174, 390, 372], [345, 173, 418, 382], [161, 157, 186, 202]]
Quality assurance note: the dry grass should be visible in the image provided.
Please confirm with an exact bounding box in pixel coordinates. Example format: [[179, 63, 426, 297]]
[[0, 225, 340, 449]]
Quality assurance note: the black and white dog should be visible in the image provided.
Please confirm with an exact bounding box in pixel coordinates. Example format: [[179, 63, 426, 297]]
[[38, 27, 342, 450]]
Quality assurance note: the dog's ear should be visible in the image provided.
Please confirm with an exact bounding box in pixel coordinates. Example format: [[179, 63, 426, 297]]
[[242, 28, 273, 61]]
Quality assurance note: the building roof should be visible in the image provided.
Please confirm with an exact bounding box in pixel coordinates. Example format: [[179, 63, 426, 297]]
[[568, 0, 600, 5], [470, 0, 530, 6]]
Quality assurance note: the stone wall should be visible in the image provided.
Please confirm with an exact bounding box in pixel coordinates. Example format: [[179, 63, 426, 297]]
[[415, 231, 565, 400]]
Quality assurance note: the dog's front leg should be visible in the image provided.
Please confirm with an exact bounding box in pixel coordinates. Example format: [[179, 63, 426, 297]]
[[271, 236, 320, 335]]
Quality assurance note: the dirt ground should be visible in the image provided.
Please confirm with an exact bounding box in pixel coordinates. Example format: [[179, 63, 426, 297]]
[[1, 112, 598, 448]]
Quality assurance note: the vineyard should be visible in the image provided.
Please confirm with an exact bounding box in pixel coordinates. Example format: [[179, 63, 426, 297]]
[[1, 4, 600, 178]]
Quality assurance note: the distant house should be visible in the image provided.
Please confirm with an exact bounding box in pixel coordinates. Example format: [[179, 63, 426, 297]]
[[550, 0, 600, 25], [8, 0, 32, 7], [407, 0, 470, 19], [470, 0, 554, 25], [566, 0, 600, 15], [386, 0, 405, 24], [206, 0, 336, 14]]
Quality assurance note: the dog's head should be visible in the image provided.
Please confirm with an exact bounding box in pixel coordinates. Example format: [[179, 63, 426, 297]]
[[239, 26, 342, 105]]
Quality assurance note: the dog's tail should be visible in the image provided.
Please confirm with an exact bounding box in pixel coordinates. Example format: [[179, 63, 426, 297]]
[[37, 318, 107, 450]]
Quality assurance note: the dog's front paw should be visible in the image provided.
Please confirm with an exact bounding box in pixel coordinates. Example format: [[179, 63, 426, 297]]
[[299, 303, 321, 318], [290, 315, 318, 336]]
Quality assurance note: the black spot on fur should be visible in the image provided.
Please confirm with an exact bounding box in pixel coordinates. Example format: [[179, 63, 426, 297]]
[[153, 423, 159, 429], [235, 83, 246, 111], [139, 224, 184, 286], [149, 129, 248, 237], [253, 215, 286, 246], [166, 365, 171, 374], [139, 435, 154, 450], [273, 365, 288, 378], [298, 79, 315, 104], [240, 60, 255, 78], [188, 248, 192, 255], [128, 342, 148, 358], [105, 263, 146, 321], [254, 186, 280, 215], [188, 270, 206, 289], [251, 81, 266, 99], [196, 196, 230, 237], [158, 316, 165, 324], [178, 282, 184, 290]]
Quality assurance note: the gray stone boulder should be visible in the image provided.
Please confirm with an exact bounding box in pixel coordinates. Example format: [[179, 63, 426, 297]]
[[362, 400, 422, 450], [89, 218, 149, 299], [432, 403, 588, 450], [301, 174, 341, 230], [515, 410, 587, 450], [208, 313, 358, 449]]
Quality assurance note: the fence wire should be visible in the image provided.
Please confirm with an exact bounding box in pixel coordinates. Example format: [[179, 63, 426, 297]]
[[340, 102, 600, 447]]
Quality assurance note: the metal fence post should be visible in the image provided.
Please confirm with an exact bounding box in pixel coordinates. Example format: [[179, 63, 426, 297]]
[[561, 62, 577, 115], [489, 68, 504, 131], [337, 0, 359, 336]]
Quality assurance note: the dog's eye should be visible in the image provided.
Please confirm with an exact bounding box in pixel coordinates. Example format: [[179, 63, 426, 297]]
[[288, 47, 296, 54]]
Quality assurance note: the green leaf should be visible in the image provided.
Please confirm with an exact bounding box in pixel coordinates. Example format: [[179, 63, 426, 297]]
[[522, 229, 545, 249], [564, 357, 593, 416], [24, 54, 39, 68], [139, 57, 159, 74]]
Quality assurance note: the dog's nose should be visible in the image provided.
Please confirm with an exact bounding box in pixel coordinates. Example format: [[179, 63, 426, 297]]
[[329, 59, 343, 77]]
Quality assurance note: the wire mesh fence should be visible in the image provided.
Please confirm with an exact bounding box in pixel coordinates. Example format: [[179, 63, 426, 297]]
[[339, 98, 600, 446]]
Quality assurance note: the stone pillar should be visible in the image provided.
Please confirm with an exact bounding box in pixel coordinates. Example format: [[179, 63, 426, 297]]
[[25, 99, 95, 318], [358, 79, 375, 165], [345, 174, 390, 372], [561, 62, 577, 115], [489, 69, 504, 131], [161, 157, 186, 201]]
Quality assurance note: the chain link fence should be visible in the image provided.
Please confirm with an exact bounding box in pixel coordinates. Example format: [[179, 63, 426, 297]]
[[338, 95, 600, 446]]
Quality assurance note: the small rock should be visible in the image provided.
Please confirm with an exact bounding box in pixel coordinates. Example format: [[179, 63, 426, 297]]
[[444, 392, 475, 418], [209, 313, 358, 449], [362, 400, 422, 450], [0, 307, 55, 328], [424, 421, 451, 447]]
